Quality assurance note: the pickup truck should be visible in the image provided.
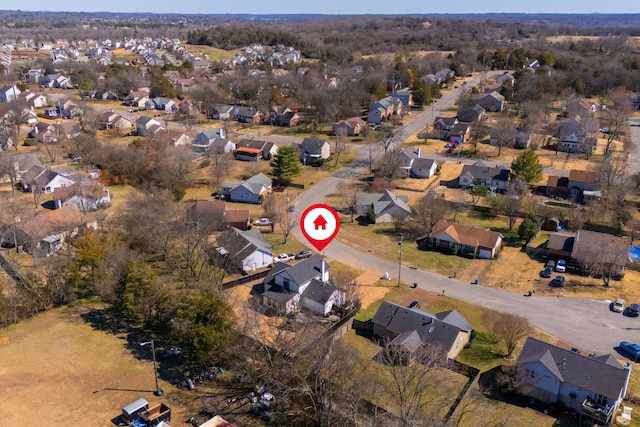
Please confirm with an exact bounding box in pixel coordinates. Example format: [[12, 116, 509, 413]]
[[139, 402, 171, 426]]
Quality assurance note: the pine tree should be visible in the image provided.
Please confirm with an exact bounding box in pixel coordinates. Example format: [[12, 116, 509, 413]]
[[270, 145, 301, 184], [511, 149, 543, 184]]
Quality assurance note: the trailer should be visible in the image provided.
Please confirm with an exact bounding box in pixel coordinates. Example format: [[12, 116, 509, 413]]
[[139, 402, 171, 426], [122, 398, 149, 422]]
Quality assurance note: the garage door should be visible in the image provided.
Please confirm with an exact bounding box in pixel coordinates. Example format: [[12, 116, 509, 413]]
[[478, 249, 492, 259]]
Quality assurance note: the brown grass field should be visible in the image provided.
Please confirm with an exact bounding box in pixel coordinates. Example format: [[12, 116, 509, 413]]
[[0, 303, 195, 427]]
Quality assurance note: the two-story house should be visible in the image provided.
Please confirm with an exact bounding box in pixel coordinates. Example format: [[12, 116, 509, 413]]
[[253, 255, 344, 316], [397, 147, 438, 178], [299, 138, 331, 164], [517, 337, 632, 427], [433, 117, 459, 140]]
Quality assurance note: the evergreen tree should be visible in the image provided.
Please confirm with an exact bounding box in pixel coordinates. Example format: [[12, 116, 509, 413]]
[[511, 149, 543, 184], [270, 145, 302, 184]]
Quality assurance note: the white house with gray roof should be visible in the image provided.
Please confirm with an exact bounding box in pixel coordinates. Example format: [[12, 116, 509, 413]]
[[216, 227, 273, 272], [253, 255, 344, 316], [356, 190, 411, 224], [397, 147, 437, 178], [517, 337, 631, 427]]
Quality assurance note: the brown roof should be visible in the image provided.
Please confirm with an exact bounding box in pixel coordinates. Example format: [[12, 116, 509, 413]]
[[223, 209, 250, 224], [430, 220, 502, 249], [16, 205, 87, 239], [236, 147, 262, 154], [184, 200, 225, 215], [546, 175, 560, 187], [569, 169, 599, 183]]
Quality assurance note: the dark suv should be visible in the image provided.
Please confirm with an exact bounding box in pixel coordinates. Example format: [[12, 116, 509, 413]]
[[550, 276, 565, 287], [629, 303, 640, 317]]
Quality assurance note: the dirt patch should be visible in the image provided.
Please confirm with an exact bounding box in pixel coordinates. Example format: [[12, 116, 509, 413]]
[[354, 271, 392, 309]]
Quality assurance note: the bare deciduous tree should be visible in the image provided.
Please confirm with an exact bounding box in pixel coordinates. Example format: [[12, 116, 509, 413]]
[[485, 311, 532, 358], [410, 190, 450, 237], [336, 181, 361, 223]]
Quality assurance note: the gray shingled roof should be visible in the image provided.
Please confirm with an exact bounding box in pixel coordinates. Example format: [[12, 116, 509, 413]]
[[518, 337, 629, 399], [372, 301, 473, 354], [459, 160, 510, 183], [301, 279, 339, 304], [216, 227, 272, 262]]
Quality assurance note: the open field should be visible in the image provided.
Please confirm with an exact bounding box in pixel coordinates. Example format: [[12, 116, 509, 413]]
[[0, 303, 189, 427]]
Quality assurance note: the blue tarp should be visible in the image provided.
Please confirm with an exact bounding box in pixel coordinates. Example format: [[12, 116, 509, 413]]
[[629, 246, 640, 262]]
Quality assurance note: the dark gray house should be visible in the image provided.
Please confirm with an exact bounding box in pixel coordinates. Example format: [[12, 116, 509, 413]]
[[371, 301, 473, 361], [456, 160, 510, 192]]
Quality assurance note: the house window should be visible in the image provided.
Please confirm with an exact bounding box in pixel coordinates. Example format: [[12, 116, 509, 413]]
[[596, 394, 607, 406], [525, 368, 535, 379]]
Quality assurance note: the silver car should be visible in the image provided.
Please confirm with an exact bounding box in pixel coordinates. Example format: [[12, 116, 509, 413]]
[[613, 299, 625, 313]]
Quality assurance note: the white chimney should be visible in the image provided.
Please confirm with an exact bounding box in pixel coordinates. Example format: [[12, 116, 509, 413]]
[[416, 147, 421, 158], [321, 260, 326, 281]]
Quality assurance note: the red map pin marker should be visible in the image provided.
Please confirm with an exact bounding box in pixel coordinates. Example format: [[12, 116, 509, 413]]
[[300, 204, 340, 252]]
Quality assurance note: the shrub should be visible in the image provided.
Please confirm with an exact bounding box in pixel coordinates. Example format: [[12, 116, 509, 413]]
[[23, 137, 36, 146], [199, 159, 211, 168], [172, 186, 186, 202]]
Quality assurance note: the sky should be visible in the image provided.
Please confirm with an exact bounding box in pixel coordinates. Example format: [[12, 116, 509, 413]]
[[8, 0, 640, 15]]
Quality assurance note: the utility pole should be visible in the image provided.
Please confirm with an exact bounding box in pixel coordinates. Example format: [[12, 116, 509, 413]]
[[397, 233, 403, 287]]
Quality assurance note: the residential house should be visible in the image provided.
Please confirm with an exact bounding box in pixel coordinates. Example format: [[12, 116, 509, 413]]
[[51, 181, 111, 211], [428, 220, 503, 259], [546, 169, 600, 202], [456, 160, 510, 192], [0, 205, 96, 256], [371, 301, 473, 361], [28, 122, 66, 143], [433, 116, 459, 140], [0, 85, 22, 102], [356, 190, 411, 224], [55, 99, 79, 119], [570, 229, 629, 276], [184, 200, 250, 231], [367, 95, 403, 124], [227, 173, 272, 204], [334, 117, 366, 136], [216, 227, 273, 272], [470, 91, 505, 112], [19, 90, 47, 108], [299, 138, 331, 164], [193, 129, 228, 152], [210, 104, 235, 120], [558, 116, 597, 154], [517, 337, 631, 427], [43, 106, 58, 118], [235, 139, 279, 161], [210, 138, 236, 154], [126, 91, 150, 108], [547, 232, 575, 261], [156, 129, 194, 147], [20, 165, 75, 194], [152, 97, 177, 113], [177, 100, 197, 115], [0, 152, 42, 184], [98, 111, 133, 130], [233, 106, 263, 123], [270, 106, 299, 127], [495, 72, 516, 86], [490, 129, 532, 149], [43, 74, 72, 89], [253, 255, 344, 316], [135, 116, 164, 137], [421, 68, 454, 86], [391, 88, 413, 107], [457, 105, 486, 123], [397, 147, 437, 178]]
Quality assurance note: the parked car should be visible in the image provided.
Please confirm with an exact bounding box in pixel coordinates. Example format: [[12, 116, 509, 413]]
[[550, 276, 565, 287], [408, 300, 420, 309], [273, 185, 286, 192], [628, 303, 640, 317], [556, 259, 566, 273], [619, 341, 640, 361], [540, 267, 553, 278], [254, 218, 272, 226], [613, 298, 625, 313], [546, 260, 555, 269], [570, 347, 580, 354], [274, 253, 294, 263], [295, 250, 312, 259]]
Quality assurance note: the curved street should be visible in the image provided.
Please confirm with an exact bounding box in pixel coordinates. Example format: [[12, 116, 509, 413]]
[[290, 76, 639, 356]]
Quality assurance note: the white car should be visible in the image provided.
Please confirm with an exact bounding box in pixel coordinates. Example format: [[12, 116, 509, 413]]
[[556, 259, 566, 273], [254, 218, 272, 226], [274, 253, 294, 263], [613, 299, 625, 313]]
